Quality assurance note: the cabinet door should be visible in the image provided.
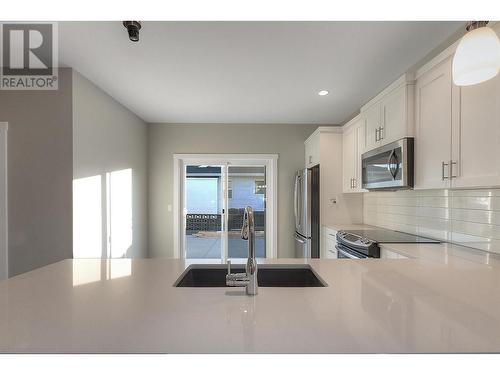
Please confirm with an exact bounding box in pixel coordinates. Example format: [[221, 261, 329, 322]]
[[414, 58, 453, 189], [381, 85, 406, 144], [322, 227, 338, 259], [325, 237, 338, 259], [305, 133, 320, 168], [452, 73, 500, 188], [342, 125, 357, 192], [364, 103, 382, 151], [354, 120, 366, 191], [305, 138, 313, 167]]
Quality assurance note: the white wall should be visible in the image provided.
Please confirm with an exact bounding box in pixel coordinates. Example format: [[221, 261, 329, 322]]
[[0, 68, 73, 277], [73, 71, 148, 258], [364, 189, 500, 254], [148, 123, 318, 258], [0, 123, 7, 280]]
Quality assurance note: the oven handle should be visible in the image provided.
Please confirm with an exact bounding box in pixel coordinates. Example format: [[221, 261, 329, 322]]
[[336, 245, 363, 259]]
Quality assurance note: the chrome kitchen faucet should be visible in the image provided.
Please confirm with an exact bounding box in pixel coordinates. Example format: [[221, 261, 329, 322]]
[[226, 206, 258, 295]]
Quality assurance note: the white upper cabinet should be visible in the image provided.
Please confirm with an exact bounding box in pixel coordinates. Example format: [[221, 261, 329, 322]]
[[451, 72, 500, 188], [381, 84, 410, 142], [342, 124, 357, 192], [305, 131, 320, 168], [414, 21, 500, 190], [342, 114, 366, 193], [364, 103, 381, 151], [361, 73, 415, 152], [414, 56, 456, 189]]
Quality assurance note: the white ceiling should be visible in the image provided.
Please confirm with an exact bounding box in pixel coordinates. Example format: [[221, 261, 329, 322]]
[[59, 21, 463, 124]]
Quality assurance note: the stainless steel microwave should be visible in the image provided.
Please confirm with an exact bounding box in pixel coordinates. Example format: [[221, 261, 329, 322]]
[[361, 137, 414, 190]]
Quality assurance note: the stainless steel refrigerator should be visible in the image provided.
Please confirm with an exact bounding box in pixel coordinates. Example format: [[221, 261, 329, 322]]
[[294, 166, 320, 258]]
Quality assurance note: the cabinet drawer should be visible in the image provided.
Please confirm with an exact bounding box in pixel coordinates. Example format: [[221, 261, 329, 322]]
[[325, 237, 338, 259], [323, 227, 338, 238]]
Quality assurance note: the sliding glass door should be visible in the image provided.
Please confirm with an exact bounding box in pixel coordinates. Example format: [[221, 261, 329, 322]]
[[180, 157, 274, 260], [184, 165, 224, 259], [226, 166, 266, 258]]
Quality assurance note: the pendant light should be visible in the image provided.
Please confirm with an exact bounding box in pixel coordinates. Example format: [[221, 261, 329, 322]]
[[452, 21, 500, 86]]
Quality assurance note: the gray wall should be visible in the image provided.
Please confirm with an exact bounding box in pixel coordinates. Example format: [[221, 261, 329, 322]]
[[73, 71, 148, 258], [148, 123, 319, 258], [0, 68, 73, 276]]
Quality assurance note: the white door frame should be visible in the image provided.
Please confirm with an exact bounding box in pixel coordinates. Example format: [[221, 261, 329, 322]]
[[173, 154, 278, 259], [0, 123, 8, 280]]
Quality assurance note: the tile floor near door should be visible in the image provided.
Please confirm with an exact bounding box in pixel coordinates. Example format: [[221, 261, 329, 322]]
[[186, 232, 265, 258]]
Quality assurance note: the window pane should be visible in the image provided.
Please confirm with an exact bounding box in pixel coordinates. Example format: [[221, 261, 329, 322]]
[[185, 165, 222, 259], [227, 166, 266, 258]]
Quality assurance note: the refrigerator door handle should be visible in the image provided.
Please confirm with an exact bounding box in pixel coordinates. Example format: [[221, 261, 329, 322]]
[[295, 235, 306, 244], [294, 233, 310, 258], [296, 175, 303, 230], [293, 174, 299, 230]]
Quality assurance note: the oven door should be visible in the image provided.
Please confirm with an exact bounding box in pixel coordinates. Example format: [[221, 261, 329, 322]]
[[336, 245, 368, 259], [362, 138, 414, 190]]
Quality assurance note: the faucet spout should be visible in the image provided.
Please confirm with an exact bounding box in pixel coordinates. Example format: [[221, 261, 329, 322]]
[[226, 206, 258, 295]]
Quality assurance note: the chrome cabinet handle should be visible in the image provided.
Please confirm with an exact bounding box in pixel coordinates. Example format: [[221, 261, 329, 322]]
[[450, 160, 458, 179], [441, 161, 449, 180], [375, 128, 379, 142], [353, 178, 356, 188], [378, 126, 384, 141]]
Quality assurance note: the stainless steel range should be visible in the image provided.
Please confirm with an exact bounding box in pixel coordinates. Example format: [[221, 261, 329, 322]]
[[336, 228, 440, 259]]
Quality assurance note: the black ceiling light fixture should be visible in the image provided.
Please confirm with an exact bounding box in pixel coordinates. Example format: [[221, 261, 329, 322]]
[[123, 21, 142, 42]]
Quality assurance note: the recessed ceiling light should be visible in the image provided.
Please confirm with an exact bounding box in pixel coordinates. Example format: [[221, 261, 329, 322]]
[[318, 90, 329, 96]]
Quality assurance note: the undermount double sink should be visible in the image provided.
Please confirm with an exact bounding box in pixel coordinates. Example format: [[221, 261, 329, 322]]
[[175, 264, 327, 288]]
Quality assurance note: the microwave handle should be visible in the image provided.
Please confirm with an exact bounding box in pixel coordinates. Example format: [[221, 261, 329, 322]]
[[387, 149, 399, 180]]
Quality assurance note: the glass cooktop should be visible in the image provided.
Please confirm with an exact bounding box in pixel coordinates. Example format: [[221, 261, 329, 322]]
[[341, 229, 440, 244]]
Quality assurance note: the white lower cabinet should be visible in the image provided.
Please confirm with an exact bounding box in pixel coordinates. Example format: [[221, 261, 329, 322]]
[[321, 226, 338, 259]]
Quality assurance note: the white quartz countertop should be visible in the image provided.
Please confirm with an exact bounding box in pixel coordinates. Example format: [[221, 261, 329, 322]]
[[2, 253, 500, 353]]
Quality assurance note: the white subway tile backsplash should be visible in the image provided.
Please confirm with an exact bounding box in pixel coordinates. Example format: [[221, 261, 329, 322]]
[[363, 189, 500, 254]]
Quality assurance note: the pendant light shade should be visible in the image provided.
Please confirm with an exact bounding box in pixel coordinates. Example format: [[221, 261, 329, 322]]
[[452, 21, 500, 86]]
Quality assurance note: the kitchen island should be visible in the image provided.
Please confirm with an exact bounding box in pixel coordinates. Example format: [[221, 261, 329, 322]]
[[1, 248, 500, 353]]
